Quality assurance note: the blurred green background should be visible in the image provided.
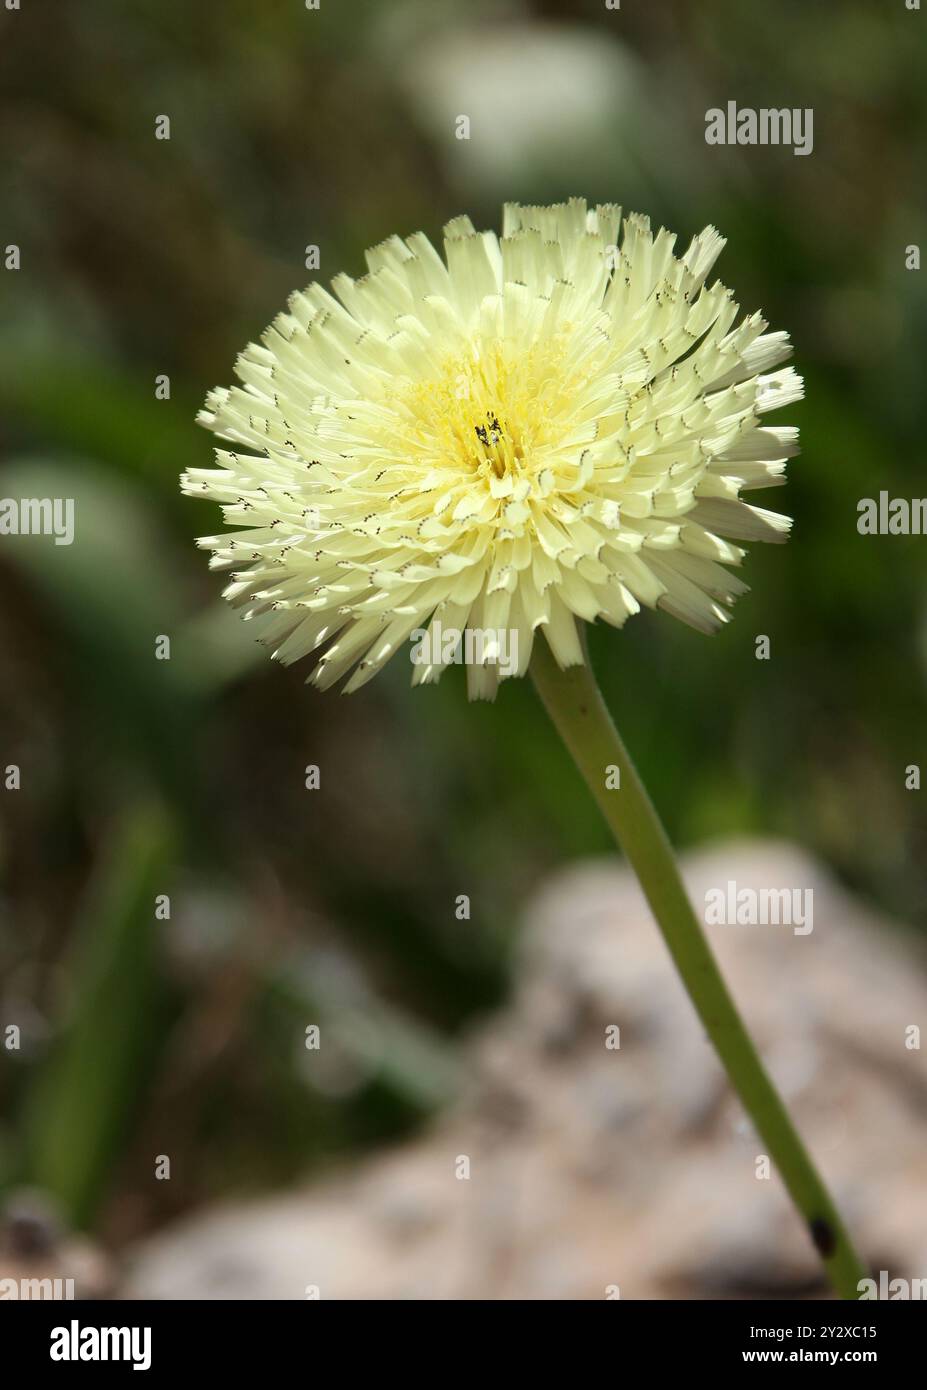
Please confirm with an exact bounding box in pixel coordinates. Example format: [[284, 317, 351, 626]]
[[0, 0, 925, 1249]]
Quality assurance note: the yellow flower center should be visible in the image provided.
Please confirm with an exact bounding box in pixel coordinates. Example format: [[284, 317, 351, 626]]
[[396, 330, 579, 484]]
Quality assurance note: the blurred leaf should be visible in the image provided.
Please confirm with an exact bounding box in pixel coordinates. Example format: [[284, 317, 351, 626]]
[[0, 456, 260, 817], [0, 355, 205, 528], [22, 801, 176, 1227]]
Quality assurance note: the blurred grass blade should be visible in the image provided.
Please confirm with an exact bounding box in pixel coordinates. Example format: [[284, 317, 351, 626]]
[[23, 802, 175, 1227]]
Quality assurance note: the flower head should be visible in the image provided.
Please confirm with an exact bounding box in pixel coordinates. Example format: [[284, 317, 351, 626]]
[[183, 199, 800, 698]]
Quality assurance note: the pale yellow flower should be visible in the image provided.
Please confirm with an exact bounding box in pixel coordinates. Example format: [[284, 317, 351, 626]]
[[183, 199, 800, 698]]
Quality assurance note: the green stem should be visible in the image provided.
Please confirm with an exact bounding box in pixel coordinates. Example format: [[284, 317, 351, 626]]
[[529, 636, 867, 1299]]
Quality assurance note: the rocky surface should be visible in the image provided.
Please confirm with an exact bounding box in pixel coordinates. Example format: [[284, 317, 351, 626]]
[[118, 839, 927, 1300]]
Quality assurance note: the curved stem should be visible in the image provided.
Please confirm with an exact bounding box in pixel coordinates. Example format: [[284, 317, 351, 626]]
[[529, 636, 867, 1299]]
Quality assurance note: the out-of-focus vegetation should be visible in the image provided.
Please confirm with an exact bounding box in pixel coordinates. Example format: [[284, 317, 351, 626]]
[[0, 0, 925, 1246]]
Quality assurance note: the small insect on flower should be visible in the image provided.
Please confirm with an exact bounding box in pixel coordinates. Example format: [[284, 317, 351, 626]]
[[183, 199, 801, 699]]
